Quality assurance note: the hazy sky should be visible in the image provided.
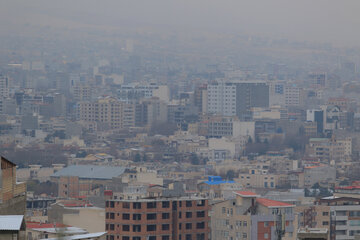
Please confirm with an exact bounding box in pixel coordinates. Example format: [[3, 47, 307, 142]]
[[1, 0, 360, 47]]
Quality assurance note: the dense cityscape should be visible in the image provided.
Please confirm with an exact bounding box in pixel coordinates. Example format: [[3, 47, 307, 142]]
[[2, 1, 360, 240]]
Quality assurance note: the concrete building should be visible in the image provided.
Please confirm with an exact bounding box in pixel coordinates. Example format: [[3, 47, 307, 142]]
[[105, 195, 210, 240], [211, 191, 296, 240], [207, 80, 269, 120], [303, 165, 336, 188], [0, 75, 9, 99], [235, 169, 287, 189], [77, 97, 135, 129]]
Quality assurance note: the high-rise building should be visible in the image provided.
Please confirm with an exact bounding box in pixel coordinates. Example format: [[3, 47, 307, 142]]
[[77, 97, 135, 129], [207, 81, 269, 120], [0, 75, 9, 99], [105, 196, 210, 240]]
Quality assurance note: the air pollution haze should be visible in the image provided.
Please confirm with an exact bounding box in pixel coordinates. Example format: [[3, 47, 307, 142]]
[[1, 0, 360, 47]]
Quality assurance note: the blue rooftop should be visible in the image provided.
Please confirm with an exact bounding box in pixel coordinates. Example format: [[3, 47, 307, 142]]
[[204, 176, 235, 185], [52, 165, 126, 180]]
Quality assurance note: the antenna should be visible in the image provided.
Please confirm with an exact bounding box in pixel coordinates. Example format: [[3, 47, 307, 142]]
[[275, 209, 286, 240]]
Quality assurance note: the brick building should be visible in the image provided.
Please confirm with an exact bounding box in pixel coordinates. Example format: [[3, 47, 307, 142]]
[[105, 195, 210, 240], [0, 156, 26, 215]]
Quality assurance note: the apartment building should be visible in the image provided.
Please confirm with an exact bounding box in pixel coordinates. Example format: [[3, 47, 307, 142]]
[[105, 196, 210, 240], [317, 196, 360, 240], [211, 191, 296, 240], [235, 169, 287, 189], [77, 97, 135, 129], [307, 137, 352, 162], [207, 80, 269, 120]]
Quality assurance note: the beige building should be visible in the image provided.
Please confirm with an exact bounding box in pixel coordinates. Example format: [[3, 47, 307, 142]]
[[77, 97, 135, 129], [235, 169, 287, 189]]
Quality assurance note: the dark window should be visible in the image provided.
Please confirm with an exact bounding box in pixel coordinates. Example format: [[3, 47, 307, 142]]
[[179, 223, 182, 230], [106, 212, 110, 219], [186, 201, 192, 207], [110, 201, 115, 208], [133, 225, 141, 232], [132, 237, 141, 240], [186, 212, 192, 218], [149, 237, 156, 240], [162, 224, 170, 230], [110, 224, 115, 230], [186, 223, 192, 229], [122, 214, 130, 220], [147, 202, 157, 209], [196, 211, 205, 218], [162, 201, 170, 208], [196, 222, 205, 229], [123, 202, 130, 208], [179, 235, 181, 240], [133, 202, 142, 209], [147, 213, 157, 220], [162, 236, 170, 240], [133, 214, 141, 220], [106, 201, 109, 207], [162, 212, 170, 219], [110, 213, 115, 219], [197, 200, 205, 207], [106, 224, 109, 230], [179, 212, 182, 218], [147, 225, 157, 231], [109, 236, 115, 240], [122, 237, 129, 240], [186, 234, 192, 240], [122, 225, 130, 231], [196, 233, 205, 240], [179, 201, 182, 207]]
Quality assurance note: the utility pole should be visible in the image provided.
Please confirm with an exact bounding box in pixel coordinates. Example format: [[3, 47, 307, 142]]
[[275, 210, 285, 240]]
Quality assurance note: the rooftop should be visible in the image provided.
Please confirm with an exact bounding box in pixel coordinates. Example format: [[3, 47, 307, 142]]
[[234, 191, 259, 197], [256, 198, 294, 208], [52, 165, 126, 180], [0, 215, 23, 231]]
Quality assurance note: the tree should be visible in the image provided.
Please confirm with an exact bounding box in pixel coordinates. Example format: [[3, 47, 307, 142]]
[[190, 153, 199, 165], [226, 170, 236, 180], [142, 154, 147, 162], [133, 153, 141, 162]]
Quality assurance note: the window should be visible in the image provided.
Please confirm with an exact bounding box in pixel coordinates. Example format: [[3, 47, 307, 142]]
[[322, 212, 329, 216], [133, 225, 141, 232], [264, 222, 268, 227], [110, 201, 115, 208], [106, 201, 109, 207], [147, 213, 157, 220], [222, 207, 226, 214], [148, 237, 156, 240], [243, 221, 247, 227], [186, 223, 192, 229], [179, 212, 182, 218], [196, 233, 205, 240], [323, 221, 329, 226], [243, 233, 247, 239], [110, 213, 115, 219], [122, 237, 129, 240], [122, 225, 130, 232], [133, 202, 141, 209], [122, 214, 130, 220], [196, 222, 205, 229], [186, 234, 192, 240], [197, 200, 205, 206], [162, 212, 170, 219], [179, 223, 182, 230], [133, 214, 141, 220], [123, 202, 130, 209], [147, 225, 157, 231], [186, 201, 192, 207], [162, 201, 170, 208], [110, 224, 115, 230], [264, 233, 268, 239], [147, 202, 157, 209], [132, 237, 141, 240], [186, 212, 192, 218], [162, 224, 170, 230], [197, 211, 205, 218], [106, 212, 109, 219], [162, 236, 170, 240]]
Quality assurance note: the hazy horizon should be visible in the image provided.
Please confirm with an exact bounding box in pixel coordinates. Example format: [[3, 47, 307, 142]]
[[1, 0, 360, 47]]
